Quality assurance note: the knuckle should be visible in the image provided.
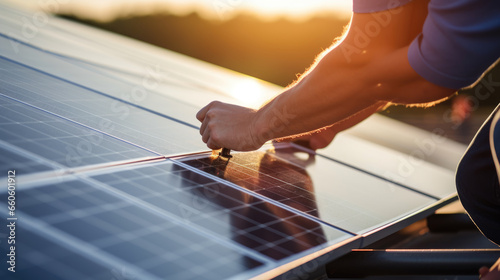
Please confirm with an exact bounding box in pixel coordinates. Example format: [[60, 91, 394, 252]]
[[206, 110, 216, 119], [208, 101, 220, 109], [207, 122, 216, 130], [211, 132, 221, 143], [207, 141, 219, 150]]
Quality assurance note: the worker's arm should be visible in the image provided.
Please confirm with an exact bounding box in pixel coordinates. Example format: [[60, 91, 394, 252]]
[[197, 0, 456, 151], [479, 258, 500, 280], [276, 101, 387, 150]]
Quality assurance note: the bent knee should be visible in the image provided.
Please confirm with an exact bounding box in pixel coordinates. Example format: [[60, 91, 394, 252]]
[[456, 154, 500, 245]]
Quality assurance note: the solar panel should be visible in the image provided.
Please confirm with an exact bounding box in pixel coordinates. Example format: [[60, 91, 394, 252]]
[[0, 2, 466, 279], [3, 94, 162, 163], [0, 159, 355, 279], [180, 146, 438, 234], [0, 56, 206, 156]]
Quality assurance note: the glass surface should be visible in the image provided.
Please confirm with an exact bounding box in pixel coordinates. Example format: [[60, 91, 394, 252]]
[[181, 146, 438, 234], [92, 161, 350, 261], [0, 228, 113, 280], [0, 159, 352, 279], [317, 133, 457, 198], [0, 57, 207, 156], [0, 178, 264, 280], [0, 95, 156, 168], [0, 143, 54, 176]]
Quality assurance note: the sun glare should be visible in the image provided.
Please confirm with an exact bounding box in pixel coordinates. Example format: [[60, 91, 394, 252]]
[[10, 0, 351, 22], [235, 0, 352, 20], [228, 78, 268, 109]]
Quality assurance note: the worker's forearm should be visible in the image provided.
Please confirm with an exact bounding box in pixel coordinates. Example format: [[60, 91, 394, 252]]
[[252, 44, 455, 144], [252, 50, 382, 142], [275, 101, 387, 150]]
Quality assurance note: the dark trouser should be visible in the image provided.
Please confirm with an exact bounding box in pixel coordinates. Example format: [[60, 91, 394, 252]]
[[456, 105, 500, 246]]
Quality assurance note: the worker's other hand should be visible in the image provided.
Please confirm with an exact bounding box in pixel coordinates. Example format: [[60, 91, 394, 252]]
[[479, 257, 500, 280], [290, 126, 338, 150], [196, 101, 264, 151]]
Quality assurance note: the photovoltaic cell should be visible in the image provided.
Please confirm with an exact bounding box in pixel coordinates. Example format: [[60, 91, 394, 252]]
[[0, 95, 157, 169], [90, 161, 352, 261], [0, 143, 54, 176], [0, 228, 113, 280], [0, 179, 265, 280], [0, 56, 207, 156], [0, 159, 353, 279]]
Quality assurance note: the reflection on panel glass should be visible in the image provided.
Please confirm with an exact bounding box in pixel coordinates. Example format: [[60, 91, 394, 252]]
[[0, 179, 263, 280], [0, 226, 112, 280], [93, 161, 350, 261], [0, 57, 206, 155], [181, 145, 438, 234], [317, 133, 457, 198], [0, 96, 157, 168], [0, 143, 54, 176]]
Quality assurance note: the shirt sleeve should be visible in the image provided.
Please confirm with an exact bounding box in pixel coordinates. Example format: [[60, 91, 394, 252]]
[[352, 0, 413, 13], [408, 0, 500, 89]]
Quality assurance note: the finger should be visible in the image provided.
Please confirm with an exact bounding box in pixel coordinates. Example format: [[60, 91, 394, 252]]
[[479, 266, 489, 277], [196, 104, 211, 122], [207, 138, 221, 150], [202, 127, 211, 144], [200, 118, 208, 136]]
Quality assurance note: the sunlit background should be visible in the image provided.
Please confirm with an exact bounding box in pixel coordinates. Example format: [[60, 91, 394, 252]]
[[8, 0, 352, 21]]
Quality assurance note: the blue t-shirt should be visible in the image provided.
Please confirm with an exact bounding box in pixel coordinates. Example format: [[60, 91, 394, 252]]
[[353, 0, 500, 89]]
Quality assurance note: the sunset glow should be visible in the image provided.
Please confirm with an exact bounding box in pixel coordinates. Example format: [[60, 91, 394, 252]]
[[9, 0, 352, 22], [229, 78, 268, 108]]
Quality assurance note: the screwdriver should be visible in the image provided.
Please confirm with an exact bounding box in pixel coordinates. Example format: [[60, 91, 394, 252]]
[[219, 148, 233, 159]]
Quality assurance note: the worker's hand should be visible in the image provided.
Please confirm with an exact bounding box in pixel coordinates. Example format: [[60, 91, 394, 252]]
[[479, 257, 500, 280], [196, 101, 264, 151], [290, 126, 338, 150]]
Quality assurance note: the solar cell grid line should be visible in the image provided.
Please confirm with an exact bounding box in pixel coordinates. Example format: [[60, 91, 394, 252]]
[[0, 179, 267, 280], [0, 203, 165, 280], [0, 140, 55, 176], [0, 55, 207, 155], [88, 160, 352, 261], [179, 146, 439, 235], [80, 173, 276, 264], [0, 32, 235, 102], [0, 229, 113, 280], [0, 94, 159, 171], [0, 53, 200, 130], [0, 15, 265, 105], [171, 155, 359, 236], [0, 33, 216, 129]]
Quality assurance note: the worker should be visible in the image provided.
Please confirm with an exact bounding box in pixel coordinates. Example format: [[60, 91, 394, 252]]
[[196, 0, 500, 256]]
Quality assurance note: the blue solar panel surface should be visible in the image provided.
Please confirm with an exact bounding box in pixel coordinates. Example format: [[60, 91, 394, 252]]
[[0, 2, 462, 279], [180, 148, 438, 234]]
